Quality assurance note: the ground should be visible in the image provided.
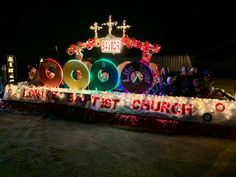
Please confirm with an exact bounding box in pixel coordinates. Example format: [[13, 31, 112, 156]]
[[0, 112, 236, 177], [0, 78, 236, 177]]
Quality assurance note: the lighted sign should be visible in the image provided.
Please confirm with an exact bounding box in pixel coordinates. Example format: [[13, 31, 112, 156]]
[[90, 58, 120, 91], [101, 37, 122, 54], [30, 58, 156, 92], [121, 62, 153, 94], [5, 84, 236, 127], [63, 60, 90, 90], [6, 55, 16, 83], [39, 58, 63, 88]]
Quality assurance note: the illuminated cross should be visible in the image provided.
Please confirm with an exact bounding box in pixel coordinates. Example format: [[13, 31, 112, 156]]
[[90, 22, 103, 38], [102, 15, 117, 37], [117, 20, 131, 36]]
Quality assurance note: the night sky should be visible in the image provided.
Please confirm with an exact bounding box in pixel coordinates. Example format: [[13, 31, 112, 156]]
[[0, 2, 235, 77]]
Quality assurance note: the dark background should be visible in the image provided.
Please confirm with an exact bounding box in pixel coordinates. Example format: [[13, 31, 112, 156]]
[[0, 2, 235, 80]]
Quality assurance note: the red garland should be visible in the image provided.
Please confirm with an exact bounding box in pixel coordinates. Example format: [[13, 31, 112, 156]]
[[67, 35, 161, 64], [84, 38, 96, 49], [66, 44, 80, 56], [121, 35, 161, 65], [67, 38, 97, 60], [132, 39, 142, 48]]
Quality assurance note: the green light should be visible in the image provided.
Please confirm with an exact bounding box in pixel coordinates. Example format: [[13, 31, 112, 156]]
[[90, 58, 120, 91]]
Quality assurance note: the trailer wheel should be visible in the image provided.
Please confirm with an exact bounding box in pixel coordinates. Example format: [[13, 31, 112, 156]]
[[203, 113, 212, 121]]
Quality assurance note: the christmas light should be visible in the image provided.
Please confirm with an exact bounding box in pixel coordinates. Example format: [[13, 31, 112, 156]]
[[102, 15, 117, 37], [89, 22, 103, 38], [117, 20, 131, 36]]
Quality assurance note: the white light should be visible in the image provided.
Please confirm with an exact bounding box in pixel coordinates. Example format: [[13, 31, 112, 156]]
[[8, 68, 14, 73], [7, 56, 14, 62], [100, 37, 122, 54]]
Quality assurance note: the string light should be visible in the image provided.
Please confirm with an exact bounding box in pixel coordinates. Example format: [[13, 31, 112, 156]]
[[6, 55, 15, 83], [102, 15, 118, 37], [89, 22, 103, 38], [117, 20, 131, 36]]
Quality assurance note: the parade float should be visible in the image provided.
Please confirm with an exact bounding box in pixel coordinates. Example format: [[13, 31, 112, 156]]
[[1, 16, 236, 139]]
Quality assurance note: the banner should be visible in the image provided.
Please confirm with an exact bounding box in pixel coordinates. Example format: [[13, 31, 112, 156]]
[[3, 84, 236, 127]]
